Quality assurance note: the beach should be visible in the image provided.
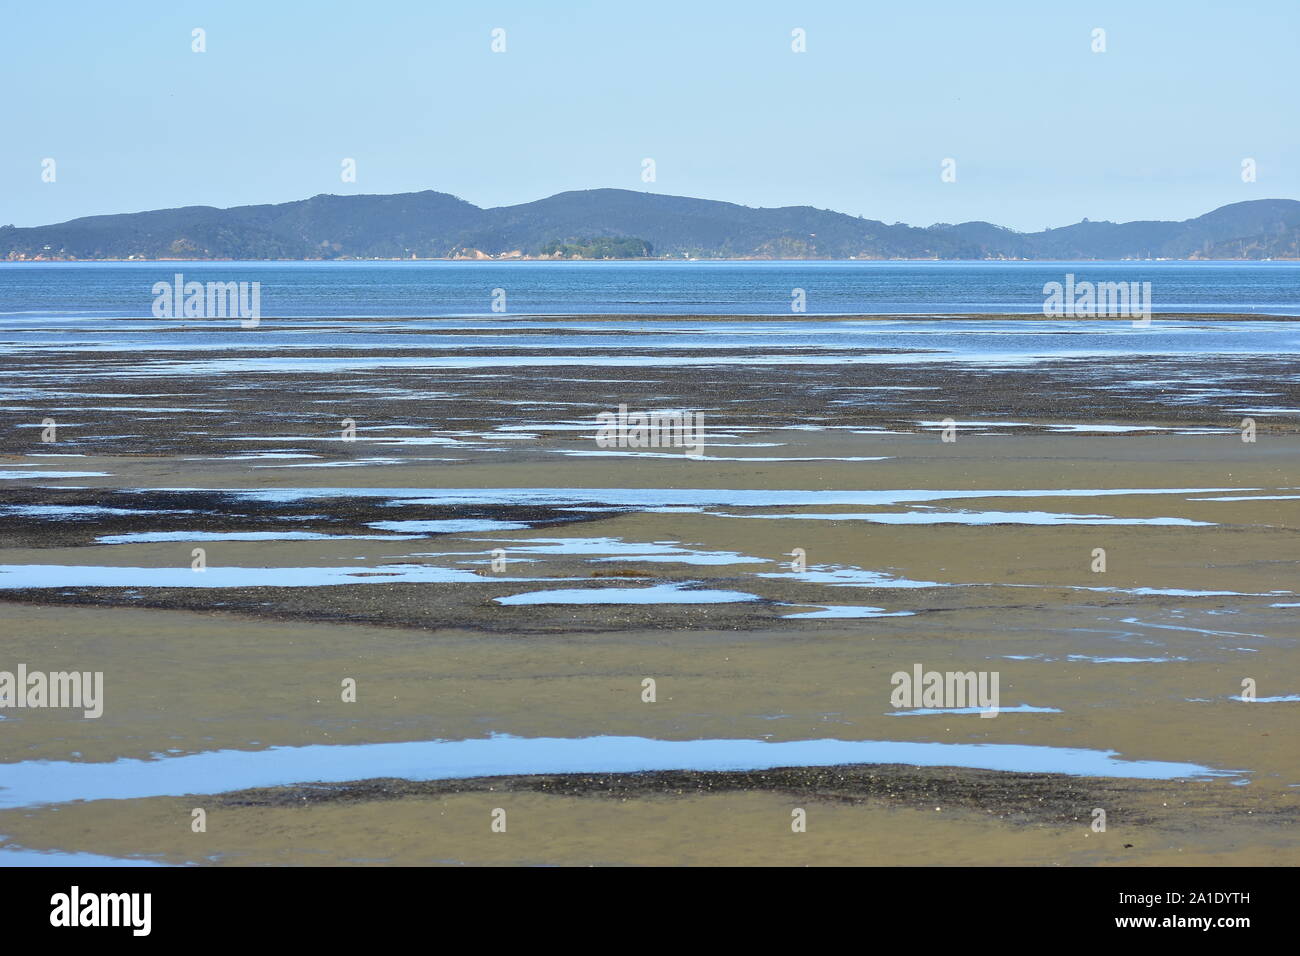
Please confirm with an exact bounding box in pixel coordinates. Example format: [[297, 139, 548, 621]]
[[0, 312, 1297, 865]]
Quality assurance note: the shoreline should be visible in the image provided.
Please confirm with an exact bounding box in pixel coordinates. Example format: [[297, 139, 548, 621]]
[[0, 312, 1295, 866], [6, 257, 1300, 263], [5, 311, 1300, 322]]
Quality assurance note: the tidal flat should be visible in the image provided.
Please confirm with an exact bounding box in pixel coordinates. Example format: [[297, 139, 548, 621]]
[[0, 314, 1296, 866]]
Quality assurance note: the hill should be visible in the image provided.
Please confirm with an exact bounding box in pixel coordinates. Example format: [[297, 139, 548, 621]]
[[3, 191, 1297, 260]]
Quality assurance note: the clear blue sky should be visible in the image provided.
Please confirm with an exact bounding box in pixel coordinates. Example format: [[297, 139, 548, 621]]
[[2, 0, 1295, 231]]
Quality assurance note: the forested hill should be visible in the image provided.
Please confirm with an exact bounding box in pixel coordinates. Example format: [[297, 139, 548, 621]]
[[4, 190, 1298, 260]]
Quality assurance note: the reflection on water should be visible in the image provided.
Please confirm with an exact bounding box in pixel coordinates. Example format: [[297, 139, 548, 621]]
[[0, 733, 1244, 810]]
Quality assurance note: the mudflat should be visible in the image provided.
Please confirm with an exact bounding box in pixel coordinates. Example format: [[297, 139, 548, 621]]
[[0, 315, 1295, 865]]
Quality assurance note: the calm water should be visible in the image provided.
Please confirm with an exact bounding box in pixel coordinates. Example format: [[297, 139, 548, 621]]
[[0, 735, 1236, 809], [1, 319, 1297, 374], [2, 260, 1298, 317]]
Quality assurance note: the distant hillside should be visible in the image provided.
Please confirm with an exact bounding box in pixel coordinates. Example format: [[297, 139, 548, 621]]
[[3, 191, 1298, 261]]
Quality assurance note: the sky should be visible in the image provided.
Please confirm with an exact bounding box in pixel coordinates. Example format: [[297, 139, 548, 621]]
[[1, 0, 1296, 231]]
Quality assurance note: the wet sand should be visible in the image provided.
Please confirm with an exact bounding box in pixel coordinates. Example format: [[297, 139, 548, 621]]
[[5, 767, 1294, 867], [0, 315, 1296, 865]]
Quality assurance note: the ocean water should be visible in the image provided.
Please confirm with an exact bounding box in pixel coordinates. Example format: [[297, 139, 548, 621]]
[[2, 259, 1298, 317]]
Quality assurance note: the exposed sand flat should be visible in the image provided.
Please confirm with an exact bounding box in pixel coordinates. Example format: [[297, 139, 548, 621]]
[[4, 770, 1296, 867], [0, 316, 1295, 866]]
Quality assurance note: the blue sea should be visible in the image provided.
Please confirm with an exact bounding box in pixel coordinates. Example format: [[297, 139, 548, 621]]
[[2, 259, 1298, 317]]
